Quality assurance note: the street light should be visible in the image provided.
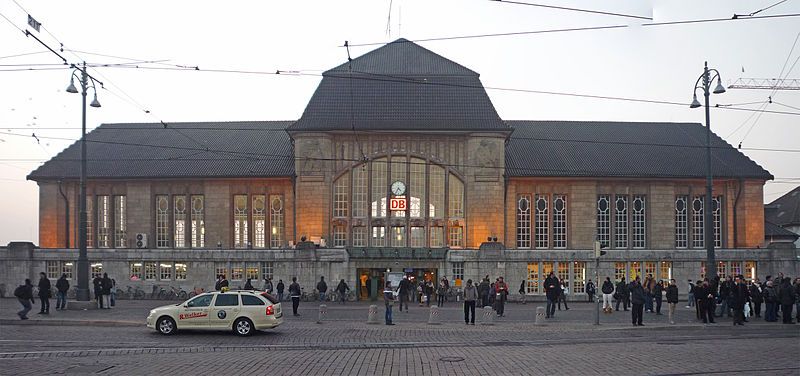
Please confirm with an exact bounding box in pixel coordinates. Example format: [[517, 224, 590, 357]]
[[689, 61, 725, 281], [65, 62, 102, 301]]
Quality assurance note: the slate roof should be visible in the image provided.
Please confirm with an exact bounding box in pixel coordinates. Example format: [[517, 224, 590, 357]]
[[27, 121, 294, 180], [505, 121, 774, 179], [288, 38, 509, 132], [765, 186, 800, 226], [764, 221, 799, 239]]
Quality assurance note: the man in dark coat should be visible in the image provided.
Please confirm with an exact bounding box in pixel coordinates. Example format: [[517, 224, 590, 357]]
[[749, 279, 763, 318], [15, 279, 35, 320], [630, 277, 645, 326], [276, 279, 285, 301], [699, 279, 716, 324], [777, 277, 796, 324], [316, 276, 328, 302], [544, 272, 560, 318], [730, 275, 749, 325], [92, 274, 104, 308], [477, 278, 490, 308], [615, 277, 629, 311], [37, 272, 51, 314], [397, 276, 410, 311], [55, 274, 70, 310], [336, 279, 350, 305], [289, 277, 301, 316], [666, 279, 679, 325], [101, 273, 113, 309]]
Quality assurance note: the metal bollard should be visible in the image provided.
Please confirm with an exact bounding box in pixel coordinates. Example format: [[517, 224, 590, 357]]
[[367, 304, 380, 324], [428, 305, 441, 325], [534, 306, 546, 326], [317, 304, 327, 324], [480, 306, 495, 325]]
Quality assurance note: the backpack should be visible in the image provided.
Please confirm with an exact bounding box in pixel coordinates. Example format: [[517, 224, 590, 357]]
[[13, 285, 24, 298]]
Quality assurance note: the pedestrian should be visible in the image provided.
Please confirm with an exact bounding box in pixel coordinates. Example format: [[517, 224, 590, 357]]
[[110, 278, 116, 307], [544, 272, 559, 318], [717, 276, 733, 318], [383, 281, 395, 325], [495, 276, 508, 317], [14, 279, 35, 320], [763, 280, 778, 322], [276, 279, 285, 301], [488, 282, 496, 309], [777, 277, 795, 324], [101, 273, 112, 309], [557, 281, 569, 311], [37, 272, 51, 315], [220, 275, 229, 292], [586, 280, 596, 303], [397, 276, 409, 311], [694, 280, 704, 320], [337, 278, 350, 305], [749, 278, 763, 318], [686, 279, 695, 309], [92, 274, 104, 308], [519, 280, 526, 304], [731, 275, 748, 326], [289, 277, 301, 316], [244, 278, 255, 290], [643, 274, 654, 313], [437, 278, 447, 307], [264, 277, 274, 294], [666, 279, 679, 325], [478, 277, 490, 307], [601, 277, 614, 313], [699, 279, 716, 324], [55, 273, 69, 310], [215, 275, 224, 291], [653, 280, 664, 315], [424, 280, 434, 307], [630, 277, 645, 326], [794, 277, 800, 323], [615, 277, 629, 311], [463, 279, 477, 325], [417, 283, 424, 306], [316, 276, 328, 302]]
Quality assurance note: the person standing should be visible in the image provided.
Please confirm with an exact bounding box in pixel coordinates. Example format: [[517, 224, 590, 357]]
[[36, 272, 51, 314], [686, 279, 695, 309], [794, 278, 800, 323], [777, 277, 796, 324], [495, 277, 509, 317], [263, 277, 274, 294], [700, 279, 716, 324], [615, 277, 629, 311], [92, 274, 104, 309], [544, 272, 559, 318], [666, 279, 679, 325], [316, 276, 328, 302], [437, 278, 447, 307], [763, 280, 778, 322], [586, 280, 596, 303], [214, 275, 224, 291], [424, 280, 434, 307], [749, 279, 763, 318], [463, 279, 477, 325], [557, 281, 569, 311], [601, 277, 614, 313], [653, 281, 664, 315], [276, 279, 285, 301], [383, 281, 395, 325], [717, 276, 733, 318], [630, 277, 645, 326], [220, 275, 229, 291], [289, 277, 301, 316], [110, 278, 116, 307], [14, 279, 35, 320], [55, 274, 69, 310], [643, 275, 655, 313], [336, 279, 350, 305], [244, 278, 255, 290], [397, 276, 409, 311], [731, 275, 748, 326], [478, 277, 490, 308], [101, 273, 112, 309]]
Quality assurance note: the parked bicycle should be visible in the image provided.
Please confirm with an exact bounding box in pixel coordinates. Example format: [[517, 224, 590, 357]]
[[126, 285, 146, 300], [187, 286, 206, 298]]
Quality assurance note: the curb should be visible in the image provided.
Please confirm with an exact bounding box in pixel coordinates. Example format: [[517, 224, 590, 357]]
[[0, 319, 143, 327]]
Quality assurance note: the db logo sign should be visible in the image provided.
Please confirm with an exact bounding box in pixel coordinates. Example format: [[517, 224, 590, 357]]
[[390, 197, 406, 211]]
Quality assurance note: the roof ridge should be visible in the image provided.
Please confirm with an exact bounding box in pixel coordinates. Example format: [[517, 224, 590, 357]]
[[326, 38, 478, 76]]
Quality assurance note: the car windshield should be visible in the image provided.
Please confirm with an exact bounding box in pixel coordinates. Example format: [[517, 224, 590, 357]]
[[186, 294, 213, 308], [260, 292, 279, 304]]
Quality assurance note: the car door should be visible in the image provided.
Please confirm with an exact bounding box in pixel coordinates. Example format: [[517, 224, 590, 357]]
[[209, 293, 240, 329], [176, 293, 213, 329]]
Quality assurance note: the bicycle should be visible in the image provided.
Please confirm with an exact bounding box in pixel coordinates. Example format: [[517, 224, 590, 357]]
[[126, 285, 145, 300], [188, 286, 206, 298], [115, 288, 127, 300]]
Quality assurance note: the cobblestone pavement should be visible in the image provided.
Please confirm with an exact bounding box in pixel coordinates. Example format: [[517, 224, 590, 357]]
[[1, 298, 798, 375]]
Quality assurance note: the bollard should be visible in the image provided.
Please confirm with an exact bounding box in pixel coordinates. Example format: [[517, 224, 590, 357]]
[[428, 305, 441, 325], [480, 306, 495, 325], [317, 304, 327, 324], [534, 306, 546, 326], [367, 304, 380, 324]]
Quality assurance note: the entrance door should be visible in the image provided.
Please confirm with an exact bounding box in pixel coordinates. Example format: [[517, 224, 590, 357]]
[[357, 268, 386, 301]]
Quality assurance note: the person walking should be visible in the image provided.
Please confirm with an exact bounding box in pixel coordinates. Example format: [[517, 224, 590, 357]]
[[544, 272, 559, 318], [630, 277, 645, 326], [731, 275, 748, 326], [495, 277, 509, 317], [666, 279, 679, 325], [37, 272, 51, 314], [777, 277, 795, 324], [110, 278, 117, 307], [437, 278, 447, 307], [55, 274, 69, 310], [397, 276, 409, 311], [263, 277, 274, 294], [519, 280, 526, 304], [276, 279, 285, 301], [686, 279, 695, 309], [316, 276, 328, 302], [749, 279, 763, 318], [289, 277, 301, 316], [601, 277, 614, 313], [14, 279, 35, 320], [383, 281, 395, 325], [557, 281, 569, 311], [101, 273, 112, 309], [615, 278, 629, 311], [586, 280, 596, 303], [653, 280, 664, 315], [478, 277, 490, 307], [463, 279, 477, 325], [336, 279, 350, 305], [92, 274, 104, 309]]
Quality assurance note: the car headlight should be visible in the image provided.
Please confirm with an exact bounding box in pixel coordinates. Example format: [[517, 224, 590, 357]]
[[149, 310, 156, 316]]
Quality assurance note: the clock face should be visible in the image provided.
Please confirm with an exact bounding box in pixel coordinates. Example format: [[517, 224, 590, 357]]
[[391, 181, 406, 196]]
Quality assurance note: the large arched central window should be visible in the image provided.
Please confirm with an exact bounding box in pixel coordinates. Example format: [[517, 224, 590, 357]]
[[332, 156, 464, 248]]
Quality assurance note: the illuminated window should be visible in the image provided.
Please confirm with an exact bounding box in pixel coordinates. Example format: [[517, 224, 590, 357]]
[[430, 227, 444, 248], [675, 196, 688, 248], [614, 262, 626, 282], [174, 196, 187, 248], [245, 262, 259, 280], [91, 262, 103, 279], [46, 261, 60, 279], [334, 171, 349, 217], [597, 195, 610, 248], [632, 195, 646, 249], [452, 262, 464, 283], [155, 195, 169, 248], [371, 158, 387, 218], [175, 262, 187, 280], [231, 263, 243, 281], [534, 194, 549, 248], [191, 195, 205, 248], [114, 196, 127, 248], [160, 262, 173, 280], [333, 225, 347, 247], [557, 262, 569, 291], [371, 226, 386, 247], [391, 226, 406, 247], [526, 262, 539, 294], [97, 195, 110, 248], [62, 262, 73, 280], [261, 262, 274, 281], [729, 261, 741, 277], [449, 226, 463, 248], [233, 195, 248, 248], [270, 195, 284, 248], [573, 261, 586, 293], [145, 262, 157, 280], [352, 166, 368, 217], [410, 226, 425, 248], [691, 196, 704, 248], [517, 195, 531, 248], [542, 262, 554, 282], [352, 226, 367, 247], [253, 195, 266, 248], [629, 261, 641, 281], [614, 195, 628, 248], [644, 261, 656, 280], [553, 195, 567, 249], [129, 262, 142, 280], [215, 262, 228, 279], [717, 261, 727, 279], [712, 196, 722, 248], [86, 197, 93, 248], [659, 261, 672, 285], [744, 261, 756, 281]]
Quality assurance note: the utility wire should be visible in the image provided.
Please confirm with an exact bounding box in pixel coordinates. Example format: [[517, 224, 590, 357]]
[[0, 51, 47, 60], [490, 0, 652, 20]]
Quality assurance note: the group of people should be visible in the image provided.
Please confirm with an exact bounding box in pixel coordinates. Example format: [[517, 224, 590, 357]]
[[688, 274, 799, 325], [14, 272, 110, 319]]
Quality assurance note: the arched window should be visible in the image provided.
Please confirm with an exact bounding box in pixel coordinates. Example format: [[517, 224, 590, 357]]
[[332, 156, 464, 248]]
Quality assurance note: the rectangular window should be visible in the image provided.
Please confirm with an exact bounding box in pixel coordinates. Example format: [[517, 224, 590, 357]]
[[175, 262, 187, 280], [410, 226, 425, 248], [744, 261, 756, 281], [717, 261, 727, 279], [429, 165, 445, 218], [145, 262, 157, 280], [352, 226, 367, 247], [448, 178, 464, 218], [553, 195, 567, 249], [245, 262, 259, 280], [542, 261, 554, 283], [334, 172, 349, 217], [573, 261, 586, 294], [391, 157, 406, 218], [261, 262, 274, 281], [391, 226, 406, 247], [557, 262, 569, 291], [253, 195, 266, 248], [114, 196, 127, 248], [233, 195, 248, 248], [448, 226, 463, 248], [534, 194, 549, 248], [231, 263, 243, 281], [452, 262, 464, 284], [62, 262, 73, 280], [86, 197, 93, 248], [215, 262, 228, 280], [46, 261, 60, 279], [631, 195, 646, 249], [730, 261, 742, 278], [91, 262, 103, 279], [517, 195, 531, 248], [430, 227, 444, 248], [352, 166, 368, 217], [155, 195, 169, 248], [659, 261, 672, 285], [333, 225, 347, 247], [130, 262, 142, 280], [713, 196, 722, 248], [614, 262, 626, 282], [371, 158, 387, 217], [191, 195, 205, 248], [371, 226, 385, 247], [410, 161, 425, 218], [270, 195, 284, 248], [526, 262, 539, 294], [675, 196, 688, 248], [644, 261, 656, 280], [614, 195, 628, 248], [597, 195, 610, 248], [629, 261, 641, 281], [97, 195, 111, 248], [691, 196, 704, 248], [174, 196, 187, 248], [160, 262, 173, 281]]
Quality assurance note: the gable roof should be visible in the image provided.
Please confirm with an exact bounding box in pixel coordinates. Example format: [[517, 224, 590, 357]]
[[288, 38, 509, 132], [765, 186, 800, 226], [27, 121, 294, 180], [764, 220, 799, 240], [505, 121, 774, 179]]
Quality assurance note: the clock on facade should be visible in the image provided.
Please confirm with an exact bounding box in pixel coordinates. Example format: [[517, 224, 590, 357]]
[[391, 180, 406, 196]]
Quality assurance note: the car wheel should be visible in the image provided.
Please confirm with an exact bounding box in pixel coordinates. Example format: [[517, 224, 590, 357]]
[[234, 317, 254, 336], [157, 316, 176, 335]]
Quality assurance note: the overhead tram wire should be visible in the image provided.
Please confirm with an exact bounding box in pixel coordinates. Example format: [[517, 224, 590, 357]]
[[490, 0, 652, 20]]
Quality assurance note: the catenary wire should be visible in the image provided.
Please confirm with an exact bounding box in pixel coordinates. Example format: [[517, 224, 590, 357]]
[[489, 0, 652, 20]]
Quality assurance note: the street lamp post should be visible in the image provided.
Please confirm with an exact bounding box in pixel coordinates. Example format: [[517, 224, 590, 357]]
[[690, 61, 725, 281], [66, 62, 101, 301]]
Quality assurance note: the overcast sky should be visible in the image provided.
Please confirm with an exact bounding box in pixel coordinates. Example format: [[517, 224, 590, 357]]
[[1, 0, 798, 245]]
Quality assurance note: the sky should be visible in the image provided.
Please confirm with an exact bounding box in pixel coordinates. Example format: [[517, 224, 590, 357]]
[[0, 0, 798, 245]]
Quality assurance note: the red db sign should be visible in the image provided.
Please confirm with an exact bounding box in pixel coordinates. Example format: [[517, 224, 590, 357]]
[[390, 197, 407, 211]]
